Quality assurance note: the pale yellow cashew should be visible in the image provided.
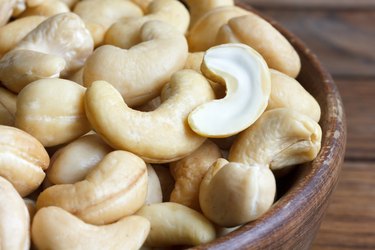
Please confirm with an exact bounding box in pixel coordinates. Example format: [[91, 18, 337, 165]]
[[188, 43, 271, 138], [0, 176, 30, 250], [0, 86, 17, 126], [15, 78, 91, 147], [145, 164, 163, 205], [73, 0, 143, 46], [229, 108, 322, 170], [19, 0, 69, 17], [47, 134, 113, 184], [216, 13, 301, 78], [84, 70, 215, 163], [36, 150, 148, 225], [32, 206, 150, 250], [268, 69, 321, 122], [199, 158, 276, 227], [104, 0, 189, 49], [0, 0, 16, 26], [0, 125, 49, 197], [136, 202, 216, 247], [85, 20, 188, 107]]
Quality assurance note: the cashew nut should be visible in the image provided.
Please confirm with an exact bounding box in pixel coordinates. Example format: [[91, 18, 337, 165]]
[[73, 0, 143, 46], [136, 202, 216, 247], [229, 108, 322, 170], [85, 20, 188, 107], [84, 70, 214, 163], [268, 69, 321, 122], [188, 43, 271, 137], [145, 164, 163, 205], [36, 150, 148, 225], [216, 13, 301, 78], [32, 206, 150, 250], [152, 164, 175, 202], [0, 125, 49, 196], [199, 158, 276, 227], [0, 0, 16, 26], [47, 133, 113, 184], [24, 198, 36, 222], [170, 140, 222, 210], [15, 78, 91, 147], [0, 176, 30, 250], [19, 0, 69, 18], [0, 86, 17, 126]]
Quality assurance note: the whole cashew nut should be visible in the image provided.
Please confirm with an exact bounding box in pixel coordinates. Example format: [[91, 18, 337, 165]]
[[84, 70, 215, 163], [188, 43, 271, 137], [199, 158, 276, 227], [0, 176, 30, 250], [229, 108, 322, 170], [84, 20, 188, 107], [32, 206, 150, 250], [36, 150, 148, 225], [0, 86, 17, 126], [0, 125, 49, 197], [136, 202, 216, 247]]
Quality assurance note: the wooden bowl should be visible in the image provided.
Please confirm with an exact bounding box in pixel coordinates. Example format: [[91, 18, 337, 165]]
[[191, 2, 347, 250]]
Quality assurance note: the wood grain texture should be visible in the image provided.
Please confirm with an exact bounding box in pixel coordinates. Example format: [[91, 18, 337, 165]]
[[238, 0, 375, 9]]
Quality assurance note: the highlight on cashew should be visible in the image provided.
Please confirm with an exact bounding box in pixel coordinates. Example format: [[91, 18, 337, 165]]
[[136, 202, 216, 247], [268, 69, 321, 122], [0, 86, 17, 126], [170, 140, 222, 210], [32, 206, 150, 250], [229, 108, 322, 171], [85, 20, 188, 107], [0, 176, 30, 250], [36, 150, 148, 225], [188, 43, 271, 138], [199, 158, 276, 227], [84, 70, 215, 163], [19, 0, 69, 18], [145, 164, 163, 205], [47, 133, 113, 184], [15, 78, 91, 147], [0, 125, 49, 197], [216, 13, 301, 78]]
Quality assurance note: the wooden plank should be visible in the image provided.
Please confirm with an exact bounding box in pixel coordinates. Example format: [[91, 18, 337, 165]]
[[312, 161, 375, 249], [238, 0, 375, 9]]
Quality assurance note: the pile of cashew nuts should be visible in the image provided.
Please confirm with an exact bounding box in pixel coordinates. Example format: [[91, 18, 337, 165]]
[[0, 0, 323, 249]]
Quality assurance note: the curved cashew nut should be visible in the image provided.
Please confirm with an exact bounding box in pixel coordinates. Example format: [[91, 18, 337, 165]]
[[136, 202, 216, 247], [19, 0, 69, 18], [170, 140, 222, 210], [188, 43, 271, 138], [104, 0, 189, 49], [187, 6, 249, 52], [216, 13, 301, 78], [199, 158, 276, 227], [145, 164, 163, 205], [73, 0, 143, 46], [32, 206, 150, 250], [36, 150, 148, 225], [84, 20, 188, 107], [0, 176, 30, 250], [0, 86, 17, 126], [47, 134, 113, 184], [268, 69, 321, 122], [0, 0, 16, 26], [84, 70, 215, 163], [15, 78, 91, 147], [229, 108, 322, 170], [0, 125, 49, 197]]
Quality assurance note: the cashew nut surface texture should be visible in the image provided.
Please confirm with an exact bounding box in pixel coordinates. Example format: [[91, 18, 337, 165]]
[[229, 108, 322, 170], [19, 0, 69, 18], [85, 20, 188, 107], [268, 69, 321, 122], [47, 133, 113, 184], [130, 0, 153, 12], [0, 86, 17, 126], [188, 43, 271, 138], [0, 0, 16, 26], [170, 140, 222, 211], [0, 125, 49, 197], [216, 13, 301, 78], [0, 176, 30, 250], [15, 78, 91, 147], [36, 150, 148, 225], [136, 202, 216, 247], [199, 159, 276, 227], [84, 70, 215, 163], [145, 164, 163, 205], [32, 206, 150, 250]]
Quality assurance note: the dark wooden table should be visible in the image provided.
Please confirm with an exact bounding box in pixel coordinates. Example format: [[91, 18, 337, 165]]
[[241, 0, 375, 249]]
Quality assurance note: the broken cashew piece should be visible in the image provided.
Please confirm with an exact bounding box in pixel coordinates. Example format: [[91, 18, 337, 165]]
[[36, 150, 148, 225], [229, 108, 322, 170], [32, 206, 150, 250], [188, 43, 271, 138], [199, 158, 276, 227], [84, 70, 215, 163]]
